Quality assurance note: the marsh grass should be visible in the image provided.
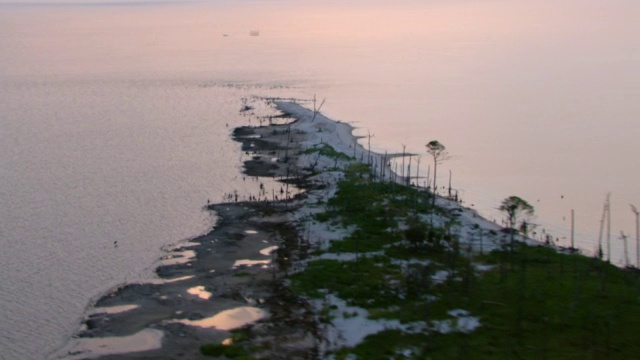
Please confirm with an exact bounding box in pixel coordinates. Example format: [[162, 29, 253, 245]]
[[292, 163, 640, 359], [304, 143, 352, 161]]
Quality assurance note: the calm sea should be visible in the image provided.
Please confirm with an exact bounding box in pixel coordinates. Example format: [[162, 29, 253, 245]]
[[1, 0, 638, 358]]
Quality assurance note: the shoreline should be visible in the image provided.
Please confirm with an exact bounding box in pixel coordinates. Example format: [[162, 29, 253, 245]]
[[52, 100, 351, 359]]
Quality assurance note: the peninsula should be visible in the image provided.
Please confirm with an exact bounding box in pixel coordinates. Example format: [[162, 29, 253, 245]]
[[55, 100, 640, 359]]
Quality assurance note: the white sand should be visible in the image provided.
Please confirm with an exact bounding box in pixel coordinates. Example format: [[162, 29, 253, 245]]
[[60, 329, 163, 359], [174, 306, 268, 330]]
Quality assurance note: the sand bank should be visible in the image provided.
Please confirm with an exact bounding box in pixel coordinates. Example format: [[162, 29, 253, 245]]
[[53, 100, 344, 359]]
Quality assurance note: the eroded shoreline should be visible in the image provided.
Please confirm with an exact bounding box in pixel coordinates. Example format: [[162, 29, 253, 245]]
[[53, 101, 335, 359]]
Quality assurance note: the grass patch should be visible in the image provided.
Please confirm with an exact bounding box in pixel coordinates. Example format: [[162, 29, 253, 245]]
[[200, 343, 252, 359], [200, 343, 225, 357], [304, 143, 352, 161], [314, 164, 437, 253], [422, 244, 640, 359], [335, 330, 428, 360], [290, 257, 406, 308], [229, 327, 251, 342], [293, 163, 640, 359]]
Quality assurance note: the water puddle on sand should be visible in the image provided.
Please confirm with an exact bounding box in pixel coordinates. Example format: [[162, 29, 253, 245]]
[[233, 259, 270, 269], [174, 307, 267, 330], [63, 329, 163, 359], [259, 245, 278, 256], [147, 275, 194, 285], [88, 304, 138, 315], [160, 250, 196, 266], [187, 286, 212, 300]]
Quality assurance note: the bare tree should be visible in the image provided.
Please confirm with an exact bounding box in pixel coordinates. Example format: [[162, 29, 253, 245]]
[[311, 94, 326, 122], [631, 204, 639, 268], [407, 154, 413, 186]]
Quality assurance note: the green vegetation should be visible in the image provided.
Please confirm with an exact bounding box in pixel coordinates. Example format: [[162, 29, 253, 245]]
[[200, 343, 225, 357], [207, 129, 640, 359], [290, 163, 640, 359], [304, 143, 352, 161], [200, 330, 255, 359], [335, 330, 428, 359], [499, 195, 534, 237], [200, 342, 253, 359]]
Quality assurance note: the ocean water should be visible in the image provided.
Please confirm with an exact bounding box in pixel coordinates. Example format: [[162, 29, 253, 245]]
[[1, 1, 639, 358]]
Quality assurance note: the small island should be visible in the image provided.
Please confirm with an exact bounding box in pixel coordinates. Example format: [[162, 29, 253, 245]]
[[56, 99, 640, 359]]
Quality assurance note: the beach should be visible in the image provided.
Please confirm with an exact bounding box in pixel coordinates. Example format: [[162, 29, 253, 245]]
[[52, 100, 353, 359]]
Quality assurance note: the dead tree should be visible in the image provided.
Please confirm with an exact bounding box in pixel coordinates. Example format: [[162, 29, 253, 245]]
[[311, 94, 326, 122]]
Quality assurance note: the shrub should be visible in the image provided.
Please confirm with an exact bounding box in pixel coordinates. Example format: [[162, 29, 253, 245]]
[[200, 343, 225, 357]]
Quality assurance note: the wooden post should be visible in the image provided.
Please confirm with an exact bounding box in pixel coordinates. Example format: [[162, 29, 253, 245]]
[[415, 156, 421, 189], [407, 154, 412, 186], [401, 144, 406, 180], [621, 231, 630, 267], [448, 170, 452, 198], [367, 131, 374, 166], [598, 193, 610, 260]]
